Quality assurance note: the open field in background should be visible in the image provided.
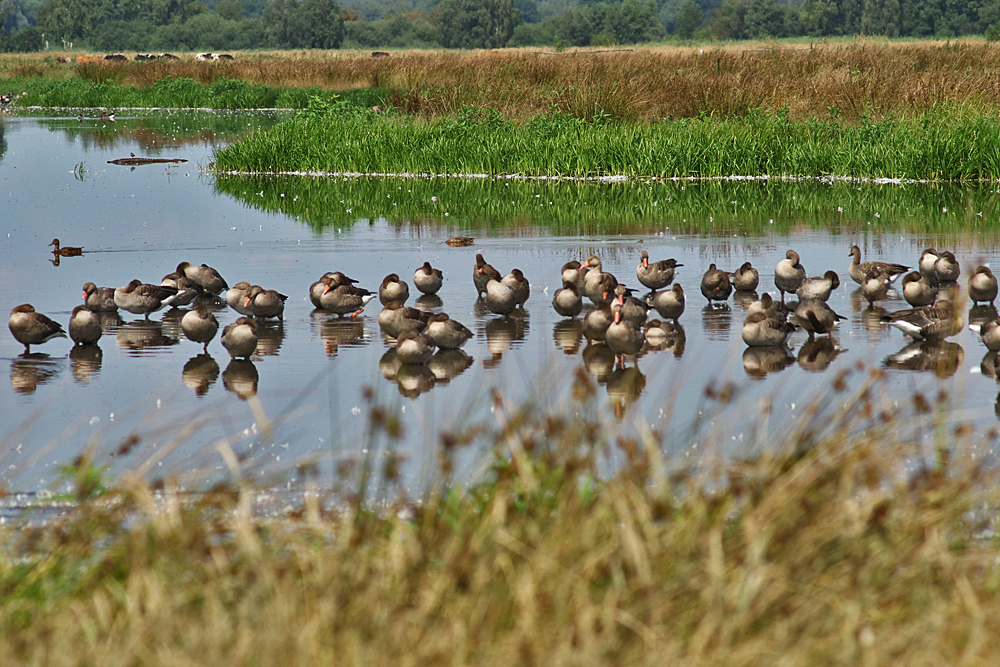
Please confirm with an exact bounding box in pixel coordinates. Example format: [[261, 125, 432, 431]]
[[3, 39, 1000, 121], [3, 376, 1000, 664]]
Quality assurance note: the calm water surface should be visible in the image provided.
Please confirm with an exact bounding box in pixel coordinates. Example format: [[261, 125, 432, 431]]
[[3, 111, 1000, 496]]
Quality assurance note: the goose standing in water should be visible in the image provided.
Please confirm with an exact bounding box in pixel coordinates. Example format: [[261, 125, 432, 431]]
[[848, 245, 909, 285], [82, 282, 118, 312], [176, 261, 229, 295], [933, 251, 961, 283], [561, 260, 587, 289], [9, 304, 67, 352], [379, 274, 410, 305], [741, 311, 795, 347], [181, 304, 219, 352], [882, 301, 962, 341], [221, 317, 258, 359], [796, 270, 840, 302], [395, 329, 434, 365], [485, 278, 516, 316], [378, 301, 430, 338], [425, 313, 472, 349], [971, 317, 1000, 351], [501, 269, 530, 307], [582, 302, 613, 341], [636, 250, 682, 291], [901, 271, 937, 307], [309, 272, 358, 308], [614, 284, 650, 325], [732, 262, 759, 291], [859, 268, 891, 306], [50, 239, 83, 256], [969, 266, 997, 305], [582, 255, 615, 303], [792, 300, 845, 338], [114, 279, 180, 318], [919, 248, 940, 278], [774, 250, 806, 302], [701, 264, 732, 304], [605, 303, 645, 366], [652, 284, 685, 320], [227, 281, 254, 315], [747, 293, 792, 322], [552, 281, 583, 318], [160, 272, 201, 307], [414, 262, 444, 295], [473, 253, 502, 297], [69, 305, 102, 345], [320, 284, 375, 318], [245, 285, 288, 320]]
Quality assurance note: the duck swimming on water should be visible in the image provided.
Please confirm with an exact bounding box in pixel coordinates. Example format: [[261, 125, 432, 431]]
[[50, 239, 83, 256]]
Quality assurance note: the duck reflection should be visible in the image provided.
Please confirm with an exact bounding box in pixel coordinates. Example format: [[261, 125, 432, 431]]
[[607, 364, 646, 419], [482, 311, 529, 368], [160, 308, 185, 340], [69, 344, 103, 384], [884, 341, 965, 378], [415, 294, 444, 311], [742, 346, 795, 378], [700, 303, 731, 341], [183, 354, 220, 396], [253, 320, 286, 356], [115, 319, 179, 354], [643, 320, 685, 357], [313, 312, 367, 357], [797, 337, 842, 372], [396, 364, 437, 398], [99, 311, 123, 331], [582, 342, 615, 382], [969, 305, 998, 331], [428, 349, 473, 383], [732, 290, 759, 311], [222, 359, 259, 399], [983, 351, 999, 380], [10, 353, 62, 393], [857, 305, 889, 341], [552, 319, 583, 355]]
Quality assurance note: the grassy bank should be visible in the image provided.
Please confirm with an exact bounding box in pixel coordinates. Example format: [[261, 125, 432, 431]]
[[212, 105, 1000, 181], [2, 376, 999, 664], [216, 170, 1000, 234]]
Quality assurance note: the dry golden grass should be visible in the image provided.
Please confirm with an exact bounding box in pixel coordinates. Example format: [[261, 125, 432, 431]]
[[6, 38, 1000, 121]]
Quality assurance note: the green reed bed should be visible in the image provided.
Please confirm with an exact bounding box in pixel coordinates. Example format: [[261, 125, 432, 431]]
[[212, 105, 1000, 182], [215, 170, 1000, 235], [1, 373, 999, 664]]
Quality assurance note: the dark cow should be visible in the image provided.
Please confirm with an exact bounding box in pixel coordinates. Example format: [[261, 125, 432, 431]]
[[372, 51, 390, 58], [104, 54, 127, 61]]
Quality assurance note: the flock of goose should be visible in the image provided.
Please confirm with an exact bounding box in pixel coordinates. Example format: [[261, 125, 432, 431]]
[[6, 245, 997, 381]]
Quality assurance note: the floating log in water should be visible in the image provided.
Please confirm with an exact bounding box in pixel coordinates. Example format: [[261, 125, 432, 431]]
[[107, 157, 188, 166]]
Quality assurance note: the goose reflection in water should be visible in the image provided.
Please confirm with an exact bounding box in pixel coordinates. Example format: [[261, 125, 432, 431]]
[[743, 346, 795, 378], [414, 294, 444, 311], [378, 348, 450, 397], [115, 319, 179, 354], [183, 354, 220, 396], [222, 359, 258, 399], [884, 341, 965, 378], [313, 312, 367, 357], [99, 311, 123, 332], [643, 320, 685, 357], [700, 303, 731, 341], [10, 353, 62, 393], [69, 344, 103, 384], [582, 342, 615, 382], [552, 320, 584, 355], [969, 304, 999, 331], [732, 290, 759, 311], [428, 349, 473, 384], [797, 337, 842, 372], [253, 320, 286, 356], [482, 311, 529, 369], [607, 365, 646, 419], [159, 308, 185, 340], [396, 364, 436, 398]]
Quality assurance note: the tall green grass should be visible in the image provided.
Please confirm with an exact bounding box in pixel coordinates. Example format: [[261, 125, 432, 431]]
[[212, 105, 1000, 181], [214, 169, 1000, 234]]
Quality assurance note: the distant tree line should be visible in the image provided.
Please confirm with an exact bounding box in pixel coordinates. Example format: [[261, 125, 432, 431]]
[[3, 0, 1000, 53]]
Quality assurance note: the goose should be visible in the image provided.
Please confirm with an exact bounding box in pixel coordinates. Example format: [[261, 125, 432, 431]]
[[614, 284, 650, 324], [774, 250, 806, 302], [221, 317, 258, 359], [919, 248, 940, 278], [747, 293, 791, 321], [114, 279, 180, 318], [378, 301, 430, 338], [445, 236, 474, 247], [582, 255, 615, 303], [395, 329, 434, 365], [502, 269, 530, 307], [934, 251, 961, 283], [176, 261, 228, 295], [860, 268, 891, 306], [9, 304, 67, 352], [473, 253, 502, 297], [582, 302, 613, 341], [226, 281, 254, 315], [320, 284, 375, 318], [561, 260, 587, 289], [652, 284, 685, 320], [969, 266, 998, 305], [49, 239, 83, 256], [848, 245, 909, 285], [643, 319, 685, 352], [309, 272, 358, 308], [69, 305, 102, 345], [379, 273, 410, 305], [792, 300, 845, 337], [180, 304, 219, 352], [971, 318, 1000, 351], [82, 282, 118, 312], [414, 262, 444, 295], [245, 285, 288, 320], [605, 303, 645, 365], [485, 278, 516, 316], [881, 300, 961, 341], [701, 264, 732, 304], [636, 250, 681, 291], [901, 271, 937, 307], [425, 313, 472, 350], [552, 281, 583, 318], [732, 262, 759, 291], [742, 311, 795, 347], [796, 271, 840, 302], [160, 272, 201, 307]]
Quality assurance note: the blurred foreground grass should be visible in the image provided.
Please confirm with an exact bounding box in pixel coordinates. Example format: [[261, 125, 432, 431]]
[[1, 368, 999, 665]]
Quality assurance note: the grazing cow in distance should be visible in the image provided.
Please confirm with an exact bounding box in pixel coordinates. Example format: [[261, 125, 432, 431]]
[[134, 54, 155, 61], [196, 52, 212, 60], [160, 53, 179, 60], [372, 51, 390, 57], [213, 53, 234, 60], [104, 54, 127, 61]]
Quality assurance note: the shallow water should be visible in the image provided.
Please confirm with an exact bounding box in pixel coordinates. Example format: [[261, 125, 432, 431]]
[[3, 111, 1000, 496]]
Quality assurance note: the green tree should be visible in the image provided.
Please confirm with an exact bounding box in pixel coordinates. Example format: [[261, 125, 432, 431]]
[[712, 0, 747, 38], [744, 0, 784, 36], [435, 0, 518, 48], [676, 0, 703, 38], [296, 0, 344, 47]]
